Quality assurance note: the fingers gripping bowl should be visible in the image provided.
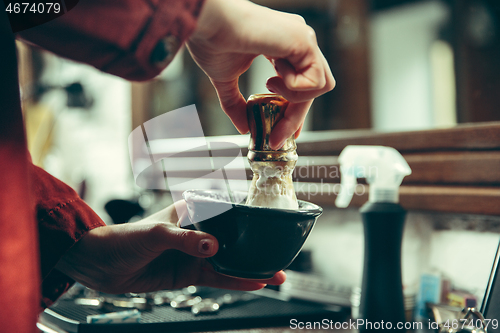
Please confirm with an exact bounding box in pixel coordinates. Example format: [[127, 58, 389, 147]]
[[183, 190, 323, 279]]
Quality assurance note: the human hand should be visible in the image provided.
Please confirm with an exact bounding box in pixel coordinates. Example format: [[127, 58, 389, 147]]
[[187, 0, 335, 149], [55, 201, 286, 294]]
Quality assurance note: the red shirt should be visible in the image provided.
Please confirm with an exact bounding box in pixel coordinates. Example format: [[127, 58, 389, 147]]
[[0, 0, 204, 331]]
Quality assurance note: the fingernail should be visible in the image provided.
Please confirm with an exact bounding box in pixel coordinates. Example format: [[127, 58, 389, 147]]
[[272, 139, 285, 150], [266, 84, 277, 94], [198, 239, 214, 255]]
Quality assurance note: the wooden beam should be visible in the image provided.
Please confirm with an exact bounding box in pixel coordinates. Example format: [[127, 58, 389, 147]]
[[156, 123, 500, 216], [296, 122, 500, 155], [298, 185, 500, 216], [160, 150, 500, 186]]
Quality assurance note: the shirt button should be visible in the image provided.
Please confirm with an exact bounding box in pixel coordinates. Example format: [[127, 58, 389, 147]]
[[150, 35, 180, 68]]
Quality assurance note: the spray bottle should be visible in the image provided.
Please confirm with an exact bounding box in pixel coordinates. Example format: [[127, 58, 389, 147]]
[[335, 146, 412, 332]]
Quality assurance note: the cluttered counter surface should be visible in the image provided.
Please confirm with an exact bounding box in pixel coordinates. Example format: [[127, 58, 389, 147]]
[[36, 267, 360, 333], [37, 281, 352, 333]]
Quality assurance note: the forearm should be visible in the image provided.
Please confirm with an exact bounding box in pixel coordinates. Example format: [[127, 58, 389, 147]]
[[18, 0, 205, 81], [30, 164, 106, 308]]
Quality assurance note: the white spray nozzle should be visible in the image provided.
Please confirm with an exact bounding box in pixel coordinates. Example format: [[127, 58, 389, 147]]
[[335, 145, 411, 208]]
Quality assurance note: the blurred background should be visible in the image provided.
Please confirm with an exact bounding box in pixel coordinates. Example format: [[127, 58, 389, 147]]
[[17, 0, 500, 220], [16, 0, 500, 306]]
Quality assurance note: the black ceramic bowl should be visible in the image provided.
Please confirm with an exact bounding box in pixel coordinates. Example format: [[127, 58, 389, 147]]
[[182, 190, 323, 279]]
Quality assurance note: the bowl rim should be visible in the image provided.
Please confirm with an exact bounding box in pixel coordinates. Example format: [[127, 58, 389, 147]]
[[182, 189, 323, 217]]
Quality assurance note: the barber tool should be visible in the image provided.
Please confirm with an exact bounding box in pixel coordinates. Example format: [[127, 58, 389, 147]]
[[86, 309, 141, 324], [191, 293, 259, 315], [245, 94, 298, 209], [74, 286, 198, 311], [152, 290, 183, 306], [170, 295, 203, 309], [75, 296, 152, 311], [336, 145, 412, 332]]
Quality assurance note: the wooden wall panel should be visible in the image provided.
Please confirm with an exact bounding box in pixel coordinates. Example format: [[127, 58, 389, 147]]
[[153, 123, 500, 215]]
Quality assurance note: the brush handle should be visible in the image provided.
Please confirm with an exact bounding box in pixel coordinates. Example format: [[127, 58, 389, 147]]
[[245, 94, 298, 208], [246, 93, 296, 162]]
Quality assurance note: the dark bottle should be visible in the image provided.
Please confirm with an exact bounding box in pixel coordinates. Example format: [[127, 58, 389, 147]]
[[359, 201, 406, 332], [334, 145, 412, 332]]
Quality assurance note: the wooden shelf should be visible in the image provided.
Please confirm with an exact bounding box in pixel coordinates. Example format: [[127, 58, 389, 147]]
[[146, 122, 500, 215], [297, 185, 500, 216], [295, 122, 500, 155]]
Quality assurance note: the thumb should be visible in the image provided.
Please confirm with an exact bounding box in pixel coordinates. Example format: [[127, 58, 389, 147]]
[[147, 223, 219, 258], [268, 99, 313, 149]]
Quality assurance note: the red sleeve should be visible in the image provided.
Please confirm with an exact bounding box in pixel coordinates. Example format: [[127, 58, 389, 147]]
[[1, 13, 40, 330], [18, 0, 205, 81], [31, 164, 106, 309]]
